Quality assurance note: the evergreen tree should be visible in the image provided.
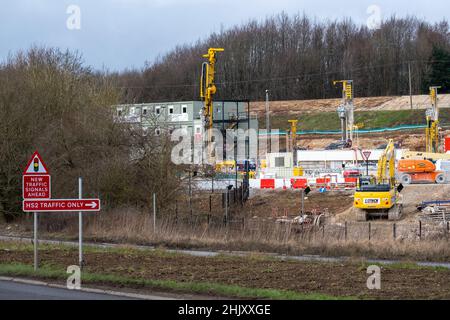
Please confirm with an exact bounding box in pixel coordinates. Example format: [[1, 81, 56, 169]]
[[426, 46, 450, 93]]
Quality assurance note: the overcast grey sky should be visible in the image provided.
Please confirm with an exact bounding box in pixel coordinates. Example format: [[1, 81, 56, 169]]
[[0, 0, 448, 71]]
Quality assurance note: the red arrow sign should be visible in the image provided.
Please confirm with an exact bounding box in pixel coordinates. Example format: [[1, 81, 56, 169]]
[[23, 199, 100, 212]]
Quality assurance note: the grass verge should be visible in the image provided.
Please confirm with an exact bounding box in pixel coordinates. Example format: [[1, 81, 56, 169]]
[[0, 263, 352, 300]]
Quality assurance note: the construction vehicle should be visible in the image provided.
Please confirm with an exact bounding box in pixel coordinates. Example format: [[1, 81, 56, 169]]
[[200, 47, 224, 159], [425, 86, 441, 153], [333, 80, 354, 146], [353, 139, 403, 221], [288, 120, 298, 151], [397, 159, 446, 184], [215, 160, 235, 173], [287, 120, 305, 175]]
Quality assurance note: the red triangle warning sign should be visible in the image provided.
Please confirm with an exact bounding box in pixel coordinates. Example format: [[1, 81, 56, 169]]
[[23, 151, 50, 175]]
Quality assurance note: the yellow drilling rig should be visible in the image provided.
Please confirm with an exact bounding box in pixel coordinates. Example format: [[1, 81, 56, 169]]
[[402, 86, 450, 161], [425, 86, 441, 154], [333, 80, 354, 147], [200, 47, 224, 150], [288, 120, 298, 152]]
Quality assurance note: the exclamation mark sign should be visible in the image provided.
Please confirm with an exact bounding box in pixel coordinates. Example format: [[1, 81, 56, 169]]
[[33, 157, 39, 172]]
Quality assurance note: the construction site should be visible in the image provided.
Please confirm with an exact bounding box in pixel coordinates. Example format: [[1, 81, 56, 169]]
[[110, 48, 450, 243], [1, 4, 450, 303]]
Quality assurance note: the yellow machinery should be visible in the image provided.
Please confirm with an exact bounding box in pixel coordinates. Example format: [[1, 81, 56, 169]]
[[353, 139, 403, 221], [215, 160, 235, 173], [200, 48, 224, 140], [288, 120, 298, 151], [333, 80, 354, 144], [425, 86, 441, 153], [288, 120, 304, 176]]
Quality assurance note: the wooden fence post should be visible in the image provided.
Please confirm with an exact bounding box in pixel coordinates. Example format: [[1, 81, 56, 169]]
[[368, 222, 371, 241], [345, 221, 348, 241], [419, 220, 422, 240], [393, 223, 396, 240], [175, 200, 178, 224]]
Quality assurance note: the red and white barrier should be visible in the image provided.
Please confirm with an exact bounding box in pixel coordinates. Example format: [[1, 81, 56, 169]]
[[249, 177, 356, 190]]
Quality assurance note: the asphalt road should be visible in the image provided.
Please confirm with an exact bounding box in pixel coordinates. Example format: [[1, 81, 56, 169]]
[[0, 280, 134, 300]]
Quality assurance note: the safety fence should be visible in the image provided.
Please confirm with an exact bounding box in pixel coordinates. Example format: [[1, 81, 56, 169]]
[[140, 213, 450, 243], [250, 177, 357, 190], [160, 215, 450, 242]]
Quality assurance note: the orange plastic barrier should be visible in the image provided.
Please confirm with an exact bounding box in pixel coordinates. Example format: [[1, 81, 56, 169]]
[[290, 178, 308, 189], [260, 179, 275, 189]]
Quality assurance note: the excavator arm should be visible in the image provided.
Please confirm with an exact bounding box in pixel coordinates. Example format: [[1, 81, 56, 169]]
[[376, 139, 395, 187]]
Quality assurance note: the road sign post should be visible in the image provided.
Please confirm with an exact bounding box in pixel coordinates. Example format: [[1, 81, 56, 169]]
[[362, 150, 372, 176], [79, 177, 83, 267], [34, 212, 38, 271], [22, 151, 100, 272], [23, 151, 51, 271], [153, 193, 156, 234]]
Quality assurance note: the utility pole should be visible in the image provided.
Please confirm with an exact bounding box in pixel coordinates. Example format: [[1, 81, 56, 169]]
[[265, 89, 271, 153], [153, 193, 156, 234], [301, 189, 304, 214], [408, 62, 413, 110]]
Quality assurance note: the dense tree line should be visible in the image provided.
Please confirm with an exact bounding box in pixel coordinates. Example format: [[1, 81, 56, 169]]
[[114, 14, 450, 103], [0, 48, 181, 220]]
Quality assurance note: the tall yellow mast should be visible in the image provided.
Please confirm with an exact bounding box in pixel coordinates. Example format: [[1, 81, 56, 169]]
[[200, 48, 224, 139], [333, 80, 354, 144], [425, 86, 441, 153]]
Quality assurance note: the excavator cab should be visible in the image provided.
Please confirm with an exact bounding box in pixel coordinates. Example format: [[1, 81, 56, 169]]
[[353, 139, 403, 221]]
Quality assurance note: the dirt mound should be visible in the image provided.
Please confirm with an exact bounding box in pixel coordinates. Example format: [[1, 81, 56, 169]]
[[247, 189, 354, 218], [296, 129, 432, 150], [250, 94, 450, 117]]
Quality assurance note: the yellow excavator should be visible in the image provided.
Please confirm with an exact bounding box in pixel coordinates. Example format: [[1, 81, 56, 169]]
[[353, 139, 403, 221]]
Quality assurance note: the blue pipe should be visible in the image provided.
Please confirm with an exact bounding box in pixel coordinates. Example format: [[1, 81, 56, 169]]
[[259, 124, 427, 136]]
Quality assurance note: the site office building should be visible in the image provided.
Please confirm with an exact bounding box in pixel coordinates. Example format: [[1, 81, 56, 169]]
[[115, 101, 258, 158]]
